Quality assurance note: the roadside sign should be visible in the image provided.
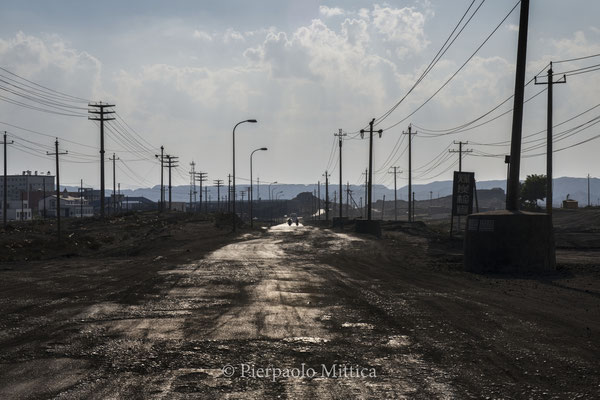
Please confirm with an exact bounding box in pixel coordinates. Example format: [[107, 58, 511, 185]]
[[452, 171, 475, 216]]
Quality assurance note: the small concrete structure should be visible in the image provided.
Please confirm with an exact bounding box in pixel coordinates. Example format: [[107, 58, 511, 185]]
[[464, 210, 555, 273], [562, 199, 578, 209]]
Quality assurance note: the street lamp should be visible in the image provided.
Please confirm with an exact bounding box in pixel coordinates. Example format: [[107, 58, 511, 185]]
[[268, 181, 277, 202], [250, 147, 268, 228], [232, 119, 257, 232]]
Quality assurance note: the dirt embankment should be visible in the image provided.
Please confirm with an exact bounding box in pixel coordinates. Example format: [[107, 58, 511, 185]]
[[0, 212, 239, 263]]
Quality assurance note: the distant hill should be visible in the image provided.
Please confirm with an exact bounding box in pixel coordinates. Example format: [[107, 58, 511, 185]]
[[62, 177, 599, 207]]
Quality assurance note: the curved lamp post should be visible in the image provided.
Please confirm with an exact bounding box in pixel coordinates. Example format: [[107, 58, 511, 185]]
[[232, 119, 257, 232], [250, 147, 267, 228], [268, 181, 277, 202]]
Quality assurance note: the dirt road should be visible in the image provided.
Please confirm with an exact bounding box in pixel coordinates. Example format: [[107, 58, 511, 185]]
[[1, 221, 599, 398]]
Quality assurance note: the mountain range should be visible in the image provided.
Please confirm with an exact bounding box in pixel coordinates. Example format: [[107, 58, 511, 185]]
[[64, 176, 599, 207]]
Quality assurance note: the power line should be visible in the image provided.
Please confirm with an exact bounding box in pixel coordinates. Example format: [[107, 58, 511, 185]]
[[380, 1, 521, 132]]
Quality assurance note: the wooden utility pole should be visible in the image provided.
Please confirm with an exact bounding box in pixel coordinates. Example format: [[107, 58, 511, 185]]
[[323, 172, 330, 221], [317, 181, 321, 220], [403, 125, 417, 222], [88, 102, 115, 217], [449, 141, 472, 172], [155, 146, 165, 212], [196, 172, 207, 212], [109, 153, 119, 215], [227, 174, 232, 212], [506, 0, 530, 211], [164, 155, 179, 210], [535, 62, 566, 215], [1, 132, 14, 227], [389, 166, 402, 221], [360, 119, 382, 221], [47, 139, 68, 241], [334, 129, 347, 220], [189, 161, 196, 212], [346, 181, 351, 218], [214, 179, 223, 211]]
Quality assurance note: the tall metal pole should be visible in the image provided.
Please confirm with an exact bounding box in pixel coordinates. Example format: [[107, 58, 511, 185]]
[[250, 148, 267, 228], [232, 119, 257, 232], [506, 0, 530, 211]]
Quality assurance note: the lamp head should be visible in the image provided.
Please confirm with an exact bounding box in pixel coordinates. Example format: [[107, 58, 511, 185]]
[[260, 147, 268, 151], [247, 119, 257, 123]]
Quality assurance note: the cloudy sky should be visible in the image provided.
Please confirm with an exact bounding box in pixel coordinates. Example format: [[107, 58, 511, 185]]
[[0, 0, 599, 191]]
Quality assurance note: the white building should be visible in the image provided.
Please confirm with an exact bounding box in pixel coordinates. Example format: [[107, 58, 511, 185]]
[[0, 200, 33, 221], [39, 194, 94, 218]]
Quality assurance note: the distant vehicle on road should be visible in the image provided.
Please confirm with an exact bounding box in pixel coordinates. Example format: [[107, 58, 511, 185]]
[[287, 213, 299, 226]]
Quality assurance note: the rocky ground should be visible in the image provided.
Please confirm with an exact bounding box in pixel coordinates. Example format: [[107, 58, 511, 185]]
[[0, 210, 598, 399]]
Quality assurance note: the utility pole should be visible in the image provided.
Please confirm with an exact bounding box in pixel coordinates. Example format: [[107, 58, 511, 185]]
[[109, 153, 119, 215], [317, 181, 321, 220], [506, 0, 530, 211], [227, 174, 232, 212], [323, 171, 330, 221], [1, 132, 14, 227], [240, 190, 246, 220], [42, 177, 46, 219], [449, 141, 472, 172], [189, 161, 196, 212], [214, 180, 223, 211], [403, 125, 417, 222], [535, 62, 566, 215], [80, 179, 83, 218], [346, 181, 351, 218], [382, 195, 386, 220], [47, 139, 68, 241], [88, 102, 115, 217], [205, 185, 208, 213], [389, 167, 402, 221], [164, 155, 179, 210], [412, 192, 416, 221], [588, 174, 591, 207], [334, 129, 347, 220], [360, 119, 383, 221], [196, 172, 207, 212], [364, 169, 368, 219], [155, 146, 165, 212]]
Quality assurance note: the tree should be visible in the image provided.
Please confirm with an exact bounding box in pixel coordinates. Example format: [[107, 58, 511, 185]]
[[520, 174, 547, 209]]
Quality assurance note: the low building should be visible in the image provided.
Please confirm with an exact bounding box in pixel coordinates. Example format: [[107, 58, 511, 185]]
[[562, 199, 578, 209], [0, 200, 33, 221], [39, 194, 94, 218]]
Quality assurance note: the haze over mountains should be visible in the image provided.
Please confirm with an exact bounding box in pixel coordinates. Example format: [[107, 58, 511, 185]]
[[65, 177, 599, 207]]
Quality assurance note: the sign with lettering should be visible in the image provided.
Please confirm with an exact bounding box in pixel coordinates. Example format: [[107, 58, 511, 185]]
[[452, 171, 475, 216]]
